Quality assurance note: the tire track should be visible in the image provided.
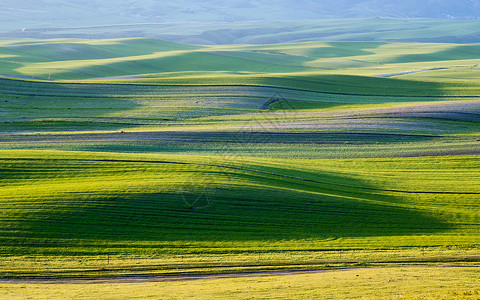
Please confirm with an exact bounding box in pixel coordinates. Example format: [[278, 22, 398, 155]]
[[1, 263, 479, 284]]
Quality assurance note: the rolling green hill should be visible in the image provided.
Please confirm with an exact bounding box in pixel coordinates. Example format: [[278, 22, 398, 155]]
[[2, 37, 480, 86], [0, 38, 479, 285], [1, 150, 479, 256]]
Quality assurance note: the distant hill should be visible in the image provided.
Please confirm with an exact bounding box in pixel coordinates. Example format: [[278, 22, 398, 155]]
[[3, 18, 480, 45], [3, 1, 480, 44], [2, 0, 480, 30]]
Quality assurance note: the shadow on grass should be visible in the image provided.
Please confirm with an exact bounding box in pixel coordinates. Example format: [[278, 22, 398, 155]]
[[387, 44, 480, 64], [1, 160, 451, 252]]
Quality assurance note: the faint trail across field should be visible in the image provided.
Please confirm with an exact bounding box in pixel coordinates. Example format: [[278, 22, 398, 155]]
[[1, 264, 479, 284], [86, 75, 156, 80], [373, 68, 448, 77], [0, 268, 386, 284], [0, 269, 350, 284]]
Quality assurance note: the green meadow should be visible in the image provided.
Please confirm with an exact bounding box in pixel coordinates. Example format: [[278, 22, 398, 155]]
[[0, 37, 479, 297], [2, 38, 480, 84], [1, 150, 479, 254]]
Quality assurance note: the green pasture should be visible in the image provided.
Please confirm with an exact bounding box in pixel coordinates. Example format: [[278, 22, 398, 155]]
[[1, 76, 479, 160], [0, 150, 479, 257], [0, 38, 479, 291], [1, 38, 480, 88]]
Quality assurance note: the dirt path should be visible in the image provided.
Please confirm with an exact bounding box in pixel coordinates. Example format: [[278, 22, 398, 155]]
[[1, 264, 478, 284], [0, 269, 343, 284], [373, 68, 447, 77], [85, 75, 156, 81]]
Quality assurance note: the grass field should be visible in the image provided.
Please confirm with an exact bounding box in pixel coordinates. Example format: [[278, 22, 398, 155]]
[[0, 150, 479, 256], [2, 38, 480, 84], [0, 37, 479, 298]]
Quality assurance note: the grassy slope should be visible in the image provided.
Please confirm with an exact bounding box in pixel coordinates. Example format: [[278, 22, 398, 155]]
[[0, 80, 479, 256], [1, 38, 480, 86], [0, 39, 479, 289], [0, 150, 479, 256]]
